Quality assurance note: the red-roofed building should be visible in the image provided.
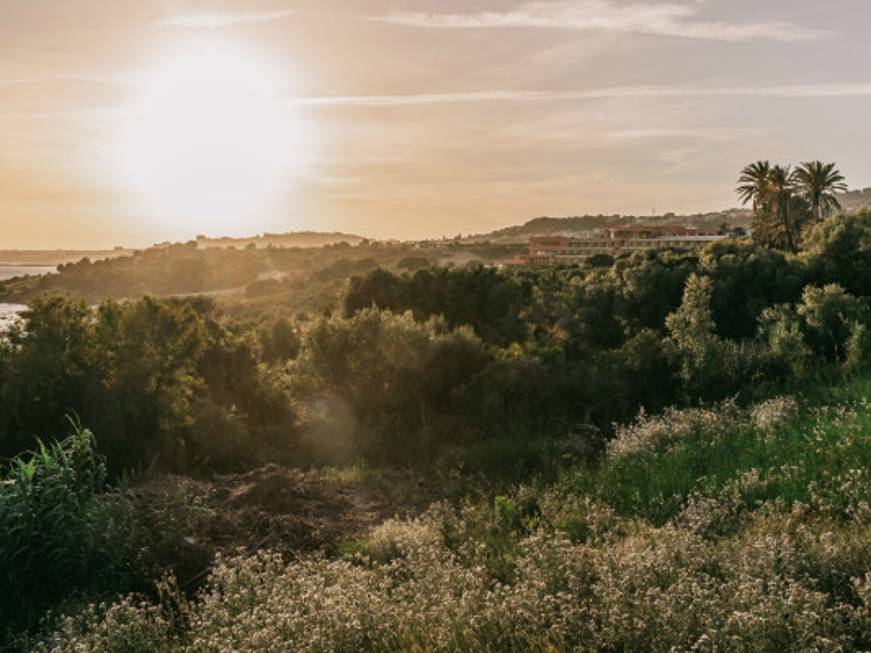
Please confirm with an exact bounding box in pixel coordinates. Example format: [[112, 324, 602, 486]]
[[504, 226, 727, 266]]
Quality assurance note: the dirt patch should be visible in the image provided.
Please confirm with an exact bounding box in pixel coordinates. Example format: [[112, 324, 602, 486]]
[[126, 464, 435, 586]]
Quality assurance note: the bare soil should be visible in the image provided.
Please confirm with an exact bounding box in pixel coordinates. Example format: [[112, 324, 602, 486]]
[[126, 464, 437, 587]]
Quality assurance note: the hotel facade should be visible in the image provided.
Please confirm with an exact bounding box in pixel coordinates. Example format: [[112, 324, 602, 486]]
[[502, 225, 729, 266]]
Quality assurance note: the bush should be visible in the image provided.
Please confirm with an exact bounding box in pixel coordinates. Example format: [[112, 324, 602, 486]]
[[797, 284, 868, 362], [396, 256, 431, 271], [844, 322, 871, 375], [258, 316, 301, 364], [802, 211, 871, 296], [245, 278, 284, 298], [757, 304, 813, 382], [666, 274, 738, 402], [343, 265, 532, 346], [293, 309, 492, 461]]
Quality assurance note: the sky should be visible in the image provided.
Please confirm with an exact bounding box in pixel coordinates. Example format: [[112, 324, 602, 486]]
[[1, 0, 871, 248]]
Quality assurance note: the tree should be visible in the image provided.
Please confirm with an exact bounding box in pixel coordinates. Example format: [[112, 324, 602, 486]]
[[0, 295, 97, 456], [794, 161, 847, 222], [796, 284, 867, 362], [700, 240, 806, 340], [766, 165, 804, 254], [757, 304, 812, 382], [738, 162, 807, 253], [843, 321, 871, 376], [736, 160, 772, 211], [293, 309, 491, 459], [93, 297, 209, 470], [801, 211, 871, 295], [259, 316, 301, 364], [397, 256, 431, 271], [666, 274, 735, 401]]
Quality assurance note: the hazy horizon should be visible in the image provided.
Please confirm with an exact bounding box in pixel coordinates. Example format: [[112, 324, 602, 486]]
[[2, 0, 871, 249]]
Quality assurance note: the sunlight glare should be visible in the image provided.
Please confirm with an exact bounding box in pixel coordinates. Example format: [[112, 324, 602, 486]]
[[115, 42, 302, 234]]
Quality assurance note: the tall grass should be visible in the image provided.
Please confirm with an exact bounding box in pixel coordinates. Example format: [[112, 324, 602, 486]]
[[558, 375, 871, 525], [0, 425, 131, 638]]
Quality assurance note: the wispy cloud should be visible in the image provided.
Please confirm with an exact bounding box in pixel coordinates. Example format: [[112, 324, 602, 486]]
[[607, 127, 764, 142], [0, 74, 133, 87], [377, 1, 827, 42], [297, 83, 871, 107], [159, 10, 296, 29], [0, 78, 46, 86]]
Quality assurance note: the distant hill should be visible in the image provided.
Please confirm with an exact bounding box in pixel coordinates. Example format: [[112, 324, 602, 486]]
[[0, 232, 366, 267], [0, 249, 135, 267], [193, 231, 365, 250], [469, 209, 752, 243], [837, 188, 871, 213], [0, 237, 448, 306], [469, 190, 871, 243]]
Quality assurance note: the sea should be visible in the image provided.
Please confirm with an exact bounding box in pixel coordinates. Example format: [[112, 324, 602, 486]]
[[0, 264, 55, 331], [0, 264, 56, 281], [0, 303, 25, 332]]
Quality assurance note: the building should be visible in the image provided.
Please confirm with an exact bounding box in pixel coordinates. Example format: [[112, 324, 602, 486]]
[[501, 225, 727, 266]]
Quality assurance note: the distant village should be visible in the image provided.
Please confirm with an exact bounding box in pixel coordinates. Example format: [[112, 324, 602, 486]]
[[496, 224, 747, 266]]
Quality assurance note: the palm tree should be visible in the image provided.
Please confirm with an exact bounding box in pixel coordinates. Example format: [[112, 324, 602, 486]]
[[766, 165, 800, 253], [736, 160, 771, 211], [793, 161, 847, 221]]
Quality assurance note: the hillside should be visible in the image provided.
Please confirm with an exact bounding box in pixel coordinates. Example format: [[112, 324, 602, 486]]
[[0, 241, 404, 307], [0, 249, 134, 266], [0, 234, 365, 269], [469, 208, 752, 243], [0, 238, 518, 308], [470, 189, 871, 243], [837, 188, 871, 213], [192, 231, 366, 250]]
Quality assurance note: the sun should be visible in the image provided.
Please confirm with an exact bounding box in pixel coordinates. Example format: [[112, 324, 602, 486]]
[[114, 42, 302, 235]]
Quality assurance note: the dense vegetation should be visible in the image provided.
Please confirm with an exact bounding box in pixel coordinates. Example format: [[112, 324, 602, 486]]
[[1, 208, 869, 650], [0, 239, 521, 307], [738, 160, 848, 253]]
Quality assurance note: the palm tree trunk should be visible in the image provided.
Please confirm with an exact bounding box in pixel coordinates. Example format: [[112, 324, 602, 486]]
[[782, 204, 797, 254]]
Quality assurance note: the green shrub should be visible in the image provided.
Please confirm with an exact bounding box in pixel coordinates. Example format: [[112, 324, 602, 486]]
[[798, 284, 868, 361], [666, 274, 738, 402], [293, 309, 492, 461], [844, 322, 871, 375], [258, 316, 301, 364], [0, 425, 131, 635]]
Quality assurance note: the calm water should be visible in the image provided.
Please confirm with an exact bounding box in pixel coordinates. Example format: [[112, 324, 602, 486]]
[[0, 265, 53, 331], [0, 264, 56, 281], [0, 303, 25, 331]]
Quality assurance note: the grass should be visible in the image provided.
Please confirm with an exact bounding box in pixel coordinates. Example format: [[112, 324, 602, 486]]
[[321, 463, 380, 485], [0, 426, 133, 639], [558, 374, 871, 525]]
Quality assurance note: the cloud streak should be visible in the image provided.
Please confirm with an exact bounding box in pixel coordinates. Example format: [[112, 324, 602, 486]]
[[0, 74, 134, 87], [160, 11, 296, 29], [378, 1, 827, 42], [297, 83, 871, 107]]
